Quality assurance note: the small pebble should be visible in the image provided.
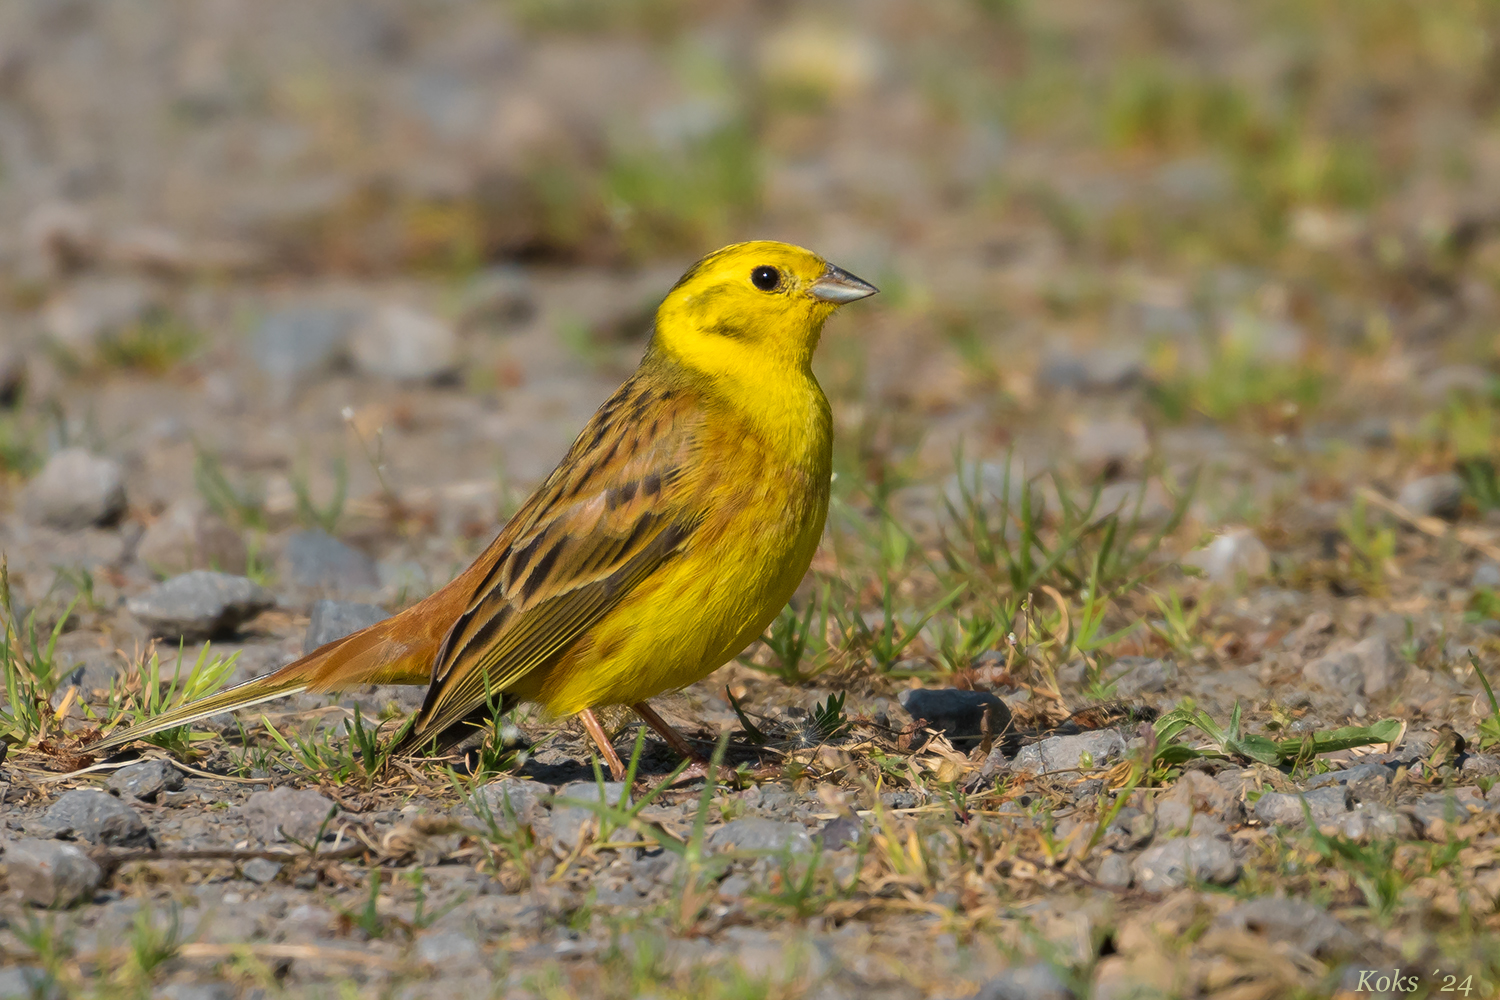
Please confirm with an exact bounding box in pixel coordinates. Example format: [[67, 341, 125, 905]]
[[20, 448, 127, 530], [1397, 472, 1464, 520], [34, 789, 152, 847], [708, 817, 813, 853], [1008, 730, 1126, 775], [1132, 835, 1239, 893], [1252, 785, 1351, 827], [550, 782, 629, 850], [1095, 853, 1132, 889], [2, 839, 104, 907], [1472, 561, 1500, 590], [415, 930, 482, 968], [105, 760, 183, 802], [243, 787, 338, 844], [136, 499, 248, 577], [240, 858, 283, 884], [126, 571, 275, 640], [304, 599, 388, 653], [972, 962, 1077, 1000], [283, 529, 380, 596], [350, 303, 459, 381]]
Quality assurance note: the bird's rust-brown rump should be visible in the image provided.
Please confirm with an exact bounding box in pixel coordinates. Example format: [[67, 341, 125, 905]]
[[86, 517, 520, 752]]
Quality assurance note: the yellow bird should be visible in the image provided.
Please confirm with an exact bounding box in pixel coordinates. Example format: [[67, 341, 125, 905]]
[[90, 241, 876, 778]]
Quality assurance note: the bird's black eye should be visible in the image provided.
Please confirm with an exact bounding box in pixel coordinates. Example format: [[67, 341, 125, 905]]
[[750, 265, 781, 292]]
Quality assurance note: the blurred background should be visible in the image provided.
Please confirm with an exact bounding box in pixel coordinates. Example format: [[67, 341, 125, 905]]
[[9, 7, 1500, 992], [2, 0, 1499, 633]]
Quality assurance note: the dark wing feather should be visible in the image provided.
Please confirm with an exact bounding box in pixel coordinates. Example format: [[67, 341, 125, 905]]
[[394, 371, 703, 749]]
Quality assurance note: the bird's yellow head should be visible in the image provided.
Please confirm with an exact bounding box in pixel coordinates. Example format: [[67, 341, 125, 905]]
[[650, 241, 877, 381]]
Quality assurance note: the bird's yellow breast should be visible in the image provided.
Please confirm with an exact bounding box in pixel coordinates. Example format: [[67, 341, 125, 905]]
[[520, 385, 831, 715]]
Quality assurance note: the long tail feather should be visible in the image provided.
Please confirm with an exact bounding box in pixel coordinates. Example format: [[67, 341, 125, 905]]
[[89, 597, 455, 754]]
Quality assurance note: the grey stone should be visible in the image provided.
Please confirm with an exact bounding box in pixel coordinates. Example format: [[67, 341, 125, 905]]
[[631, 849, 679, 886], [1397, 473, 1464, 520], [1105, 657, 1175, 697], [35, 790, 151, 847], [304, 599, 388, 653], [1461, 753, 1500, 776], [415, 930, 481, 967], [1252, 785, 1351, 827], [466, 777, 553, 830], [1472, 562, 1500, 590], [1304, 761, 1396, 801], [20, 449, 127, 530], [283, 529, 380, 595], [350, 303, 459, 381], [896, 688, 1010, 743], [750, 784, 797, 814], [1009, 730, 1126, 775], [1351, 637, 1407, 695], [972, 962, 1076, 1000], [881, 790, 921, 810], [243, 787, 338, 844], [1182, 529, 1271, 584], [2, 839, 104, 907], [126, 571, 275, 640], [1302, 648, 1362, 694], [595, 882, 647, 906], [240, 858, 283, 884], [105, 760, 183, 802], [1131, 835, 1239, 893], [1154, 799, 1200, 837], [816, 814, 864, 848], [1095, 853, 1132, 889], [708, 817, 814, 854], [1333, 803, 1412, 841], [551, 782, 629, 850], [249, 305, 357, 381], [1217, 897, 1357, 958], [1284, 611, 1336, 657], [1303, 637, 1405, 697], [136, 499, 247, 577], [156, 984, 236, 1000], [1404, 789, 1492, 839]]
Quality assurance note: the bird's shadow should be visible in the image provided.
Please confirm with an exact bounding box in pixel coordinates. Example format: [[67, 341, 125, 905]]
[[512, 733, 770, 786]]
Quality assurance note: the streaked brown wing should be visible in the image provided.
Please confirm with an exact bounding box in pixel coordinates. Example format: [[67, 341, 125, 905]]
[[401, 374, 705, 744]]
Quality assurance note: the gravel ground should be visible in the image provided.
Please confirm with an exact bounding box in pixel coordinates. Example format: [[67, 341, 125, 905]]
[[4, 1, 1500, 998]]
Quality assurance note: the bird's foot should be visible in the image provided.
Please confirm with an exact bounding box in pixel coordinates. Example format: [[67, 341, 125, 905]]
[[630, 701, 711, 766], [578, 707, 628, 781]]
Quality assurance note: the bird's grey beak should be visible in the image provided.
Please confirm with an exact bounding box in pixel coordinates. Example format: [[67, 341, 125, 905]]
[[809, 263, 879, 303]]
